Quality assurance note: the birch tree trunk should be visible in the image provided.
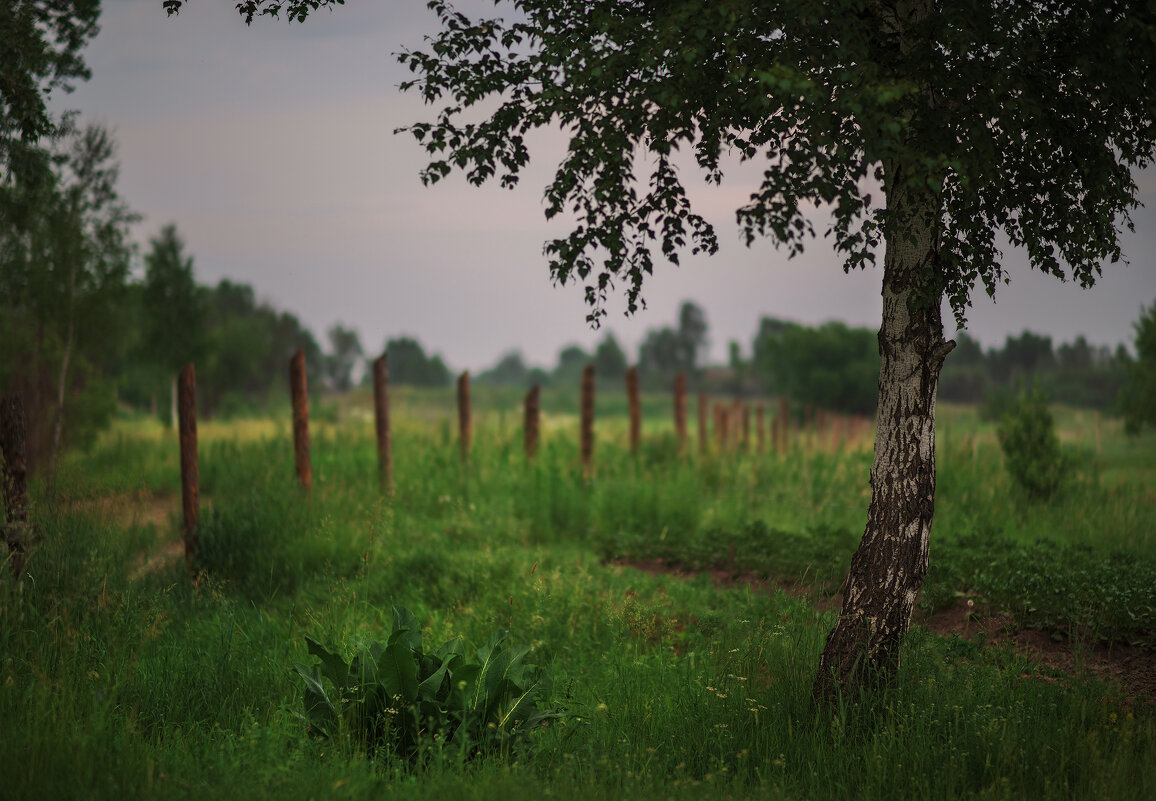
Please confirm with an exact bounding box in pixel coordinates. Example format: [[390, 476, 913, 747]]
[[812, 162, 954, 703]]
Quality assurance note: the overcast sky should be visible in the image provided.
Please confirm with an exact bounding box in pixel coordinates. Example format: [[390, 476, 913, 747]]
[[54, 0, 1156, 371]]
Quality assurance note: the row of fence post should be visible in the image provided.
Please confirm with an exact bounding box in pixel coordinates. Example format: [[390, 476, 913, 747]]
[[3, 351, 870, 572]]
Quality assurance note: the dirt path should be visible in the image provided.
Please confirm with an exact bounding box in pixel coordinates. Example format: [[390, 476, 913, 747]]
[[612, 557, 1155, 708]]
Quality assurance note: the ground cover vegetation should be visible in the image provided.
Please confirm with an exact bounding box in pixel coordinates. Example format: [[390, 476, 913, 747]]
[[162, 0, 1156, 700], [2, 399, 1153, 800]]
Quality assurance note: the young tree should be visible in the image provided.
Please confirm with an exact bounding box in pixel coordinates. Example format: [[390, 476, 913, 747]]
[[323, 324, 364, 392], [1119, 300, 1156, 435], [593, 333, 628, 380], [1, 122, 137, 473], [478, 350, 531, 386], [552, 343, 591, 385], [142, 223, 204, 413], [167, 0, 1156, 701], [384, 337, 452, 387]]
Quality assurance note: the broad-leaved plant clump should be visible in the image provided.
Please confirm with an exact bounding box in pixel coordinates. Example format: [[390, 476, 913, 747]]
[[293, 607, 558, 762]]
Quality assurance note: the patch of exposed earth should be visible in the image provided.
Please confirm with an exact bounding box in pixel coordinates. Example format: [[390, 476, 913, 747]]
[[612, 557, 1155, 708]]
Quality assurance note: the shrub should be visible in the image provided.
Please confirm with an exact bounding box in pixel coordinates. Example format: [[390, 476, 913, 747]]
[[293, 607, 558, 763], [996, 385, 1071, 500]]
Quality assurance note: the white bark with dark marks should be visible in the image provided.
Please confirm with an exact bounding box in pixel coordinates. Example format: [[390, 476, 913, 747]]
[[813, 156, 954, 702]]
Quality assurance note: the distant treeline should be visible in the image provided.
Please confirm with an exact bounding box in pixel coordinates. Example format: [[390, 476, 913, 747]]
[[2, 135, 1147, 475], [469, 312, 1133, 422]]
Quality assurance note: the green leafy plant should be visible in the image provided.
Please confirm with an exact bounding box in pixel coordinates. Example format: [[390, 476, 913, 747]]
[[997, 384, 1072, 501], [293, 607, 558, 762]]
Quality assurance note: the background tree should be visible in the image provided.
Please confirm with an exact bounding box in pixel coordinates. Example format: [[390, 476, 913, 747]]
[[1119, 300, 1156, 435], [937, 332, 988, 405], [552, 344, 591, 387], [756, 321, 878, 415], [477, 350, 531, 387], [383, 337, 451, 388], [323, 324, 364, 392], [0, 122, 136, 473], [198, 279, 322, 416], [141, 223, 203, 418], [988, 331, 1057, 385], [637, 301, 710, 387], [593, 333, 628, 381], [168, 0, 1156, 702]]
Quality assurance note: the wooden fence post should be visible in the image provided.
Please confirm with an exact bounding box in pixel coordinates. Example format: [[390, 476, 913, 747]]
[[626, 365, 641, 455], [524, 384, 541, 460], [779, 396, 790, 451], [580, 365, 595, 474], [1, 393, 30, 577], [741, 404, 751, 453], [697, 392, 708, 456], [457, 371, 472, 462], [756, 404, 766, 453], [373, 354, 393, 495], [290, 348, 312, 491], [712, 402, 721, 453], [673, 372, 688, 454], [177, 364, 199, 561]]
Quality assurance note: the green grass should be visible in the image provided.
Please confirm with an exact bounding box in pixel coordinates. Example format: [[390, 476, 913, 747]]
[[2, 394, 1153, 800]]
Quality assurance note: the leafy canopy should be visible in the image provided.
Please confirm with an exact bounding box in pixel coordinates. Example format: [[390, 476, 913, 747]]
[[165, 1, 1155, 326], [0, 1, 101, 188]]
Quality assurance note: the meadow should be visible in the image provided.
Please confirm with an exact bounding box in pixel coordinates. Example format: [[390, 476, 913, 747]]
[[2, 388, 1154, 800]]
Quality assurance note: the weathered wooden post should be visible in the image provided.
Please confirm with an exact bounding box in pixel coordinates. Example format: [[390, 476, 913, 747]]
[[524, 384, 541, 460], [756, 404, 766, 453], [580, 365, 595, 473], [626, 365, 641, 455], [673, 372, 688, 454], [741, 404, 751, 453], [697, 392, 708, 456], [457, 371, 472, 462], [177, 364, 199, 561], [373, 354, 393, 495], [732, 399, 742, 449], [715, 403, 729, 451], [1, 394, 30, 577], [289, 348, 312, 491], [779, 396, 790, 451]]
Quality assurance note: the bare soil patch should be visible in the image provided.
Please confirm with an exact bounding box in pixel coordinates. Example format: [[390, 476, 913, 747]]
[[611, 557, 1155, 707]]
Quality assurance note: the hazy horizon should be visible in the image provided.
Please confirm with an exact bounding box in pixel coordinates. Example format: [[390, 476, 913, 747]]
[[47, 0, 1156, 372]]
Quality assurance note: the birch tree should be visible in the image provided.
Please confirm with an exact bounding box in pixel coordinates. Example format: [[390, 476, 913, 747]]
[[165, 0, 1156, 701]]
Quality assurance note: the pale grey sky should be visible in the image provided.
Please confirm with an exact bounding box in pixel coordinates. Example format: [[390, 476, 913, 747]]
[[56, 0, 1156, 371]]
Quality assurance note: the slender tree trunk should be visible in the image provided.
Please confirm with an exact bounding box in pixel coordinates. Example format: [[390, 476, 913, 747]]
[[1, 394, 30, 577], [812, 166, 954, 703], [47, 262, 77, 484]]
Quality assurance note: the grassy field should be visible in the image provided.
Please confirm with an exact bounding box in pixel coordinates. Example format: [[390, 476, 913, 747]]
[[2, 392, 1154, 800]]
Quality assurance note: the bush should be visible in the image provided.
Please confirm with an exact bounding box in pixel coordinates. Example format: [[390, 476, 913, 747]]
[[293, 607, 559, 763], [996, 385, 1071, 500]]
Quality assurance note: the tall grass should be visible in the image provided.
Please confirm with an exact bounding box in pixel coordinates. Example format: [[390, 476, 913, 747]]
[[1, 394, 1152, 799]]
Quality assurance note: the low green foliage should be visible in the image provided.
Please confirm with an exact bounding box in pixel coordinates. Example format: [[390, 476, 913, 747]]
[[294, 606, 558, 762], [4, 402, 1154, 801], [997, 385, 1073, 500]]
